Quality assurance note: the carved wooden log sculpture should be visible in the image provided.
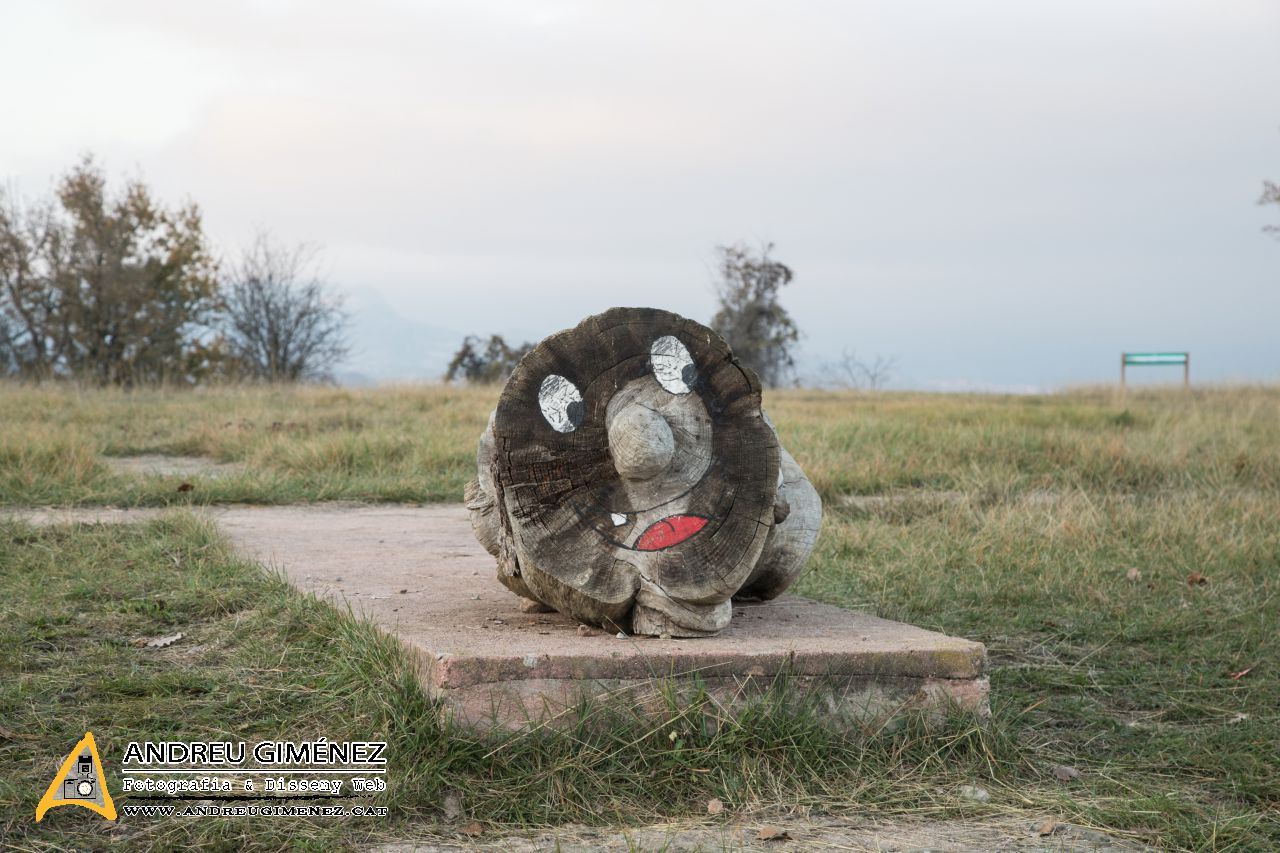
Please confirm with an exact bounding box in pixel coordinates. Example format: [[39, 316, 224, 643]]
[[465, 307, 822, 637]]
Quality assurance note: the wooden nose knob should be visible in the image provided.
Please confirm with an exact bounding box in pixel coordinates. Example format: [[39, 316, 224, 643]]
[[608, 403, 675, 481]]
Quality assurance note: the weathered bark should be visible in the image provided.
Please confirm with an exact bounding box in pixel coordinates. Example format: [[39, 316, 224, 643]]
[[467, 307, 822, 637], [735, 444, 823, 601]]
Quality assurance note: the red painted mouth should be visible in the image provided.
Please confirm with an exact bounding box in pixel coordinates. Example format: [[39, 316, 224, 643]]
[[634, 514, 708, 551]]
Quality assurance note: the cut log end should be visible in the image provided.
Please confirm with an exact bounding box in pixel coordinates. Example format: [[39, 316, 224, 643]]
[[464, 307, 823, 637]]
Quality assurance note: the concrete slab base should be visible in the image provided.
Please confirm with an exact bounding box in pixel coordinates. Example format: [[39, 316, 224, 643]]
[[216, 504, 988, 731]]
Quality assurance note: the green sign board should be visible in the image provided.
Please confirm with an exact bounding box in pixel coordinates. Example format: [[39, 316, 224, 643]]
[[1120, 352, 1189, 388], [1123, 352, 1188, 366]]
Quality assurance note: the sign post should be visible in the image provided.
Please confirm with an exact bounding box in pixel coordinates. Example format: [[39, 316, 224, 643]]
[[1121, 352, 1189, 389]]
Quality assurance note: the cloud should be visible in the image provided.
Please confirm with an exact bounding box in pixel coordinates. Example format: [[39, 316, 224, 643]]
[[3, 0, 1277, 384]]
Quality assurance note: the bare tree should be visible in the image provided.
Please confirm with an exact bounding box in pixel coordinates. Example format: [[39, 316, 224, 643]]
[[822, 348, 898, 390], [445, 334, 532, 384], [222, 232, 349, 382], [1260, 179, 1280, 240], [709, 242, 800, 387], [0, 193, 64, 378]]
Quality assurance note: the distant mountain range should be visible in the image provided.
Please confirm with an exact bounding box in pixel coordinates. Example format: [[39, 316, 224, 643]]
[[335, 290, 465, 386]]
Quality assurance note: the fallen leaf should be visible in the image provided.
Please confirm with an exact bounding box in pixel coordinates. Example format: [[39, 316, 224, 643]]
[[1034, 819, 1058, 836], [1186, 571, 1208, 586], [145, 632, 184, 649], [461, 821, 483, 837], [957, 784, 990, 802], [756, 826, 789, 841], [1051, 765, 1081, 782], [1229, 666, 1254, 680], [176, 482, 194, 493], [707, 797, 724, 815], [1126, 567, 1142, 582]]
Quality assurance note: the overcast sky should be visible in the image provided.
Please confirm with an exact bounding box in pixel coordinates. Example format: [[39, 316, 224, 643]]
[[3, 0, 1277, 389]]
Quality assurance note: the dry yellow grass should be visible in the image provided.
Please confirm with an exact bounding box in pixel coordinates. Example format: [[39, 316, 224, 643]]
[[2, 382, 1278, 849], [3, 381, 1278, 507]]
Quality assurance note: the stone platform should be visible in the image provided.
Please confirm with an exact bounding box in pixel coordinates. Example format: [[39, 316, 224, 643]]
[[216, 504, 988, 730]]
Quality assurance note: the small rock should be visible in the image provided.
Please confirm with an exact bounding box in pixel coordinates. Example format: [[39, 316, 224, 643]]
[[958, 784, 990, 803], [1033, 818, 1058, 836], [461, 821, 483, 837], [1051, 764, 1082, 782], [756, 826, 789, 841], [706, 797, 724, 815], [398, 589, 408, 594], [576, 624, 602, 637], [442, 792, 463, 822], [519, 597, 554, 613], [616, 631, 627, 639]]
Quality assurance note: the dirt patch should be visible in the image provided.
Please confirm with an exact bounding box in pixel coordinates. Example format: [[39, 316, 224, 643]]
[[371, 815, 1154, 851], [2, 506, 181, 526], [101, 453, 246, 479]]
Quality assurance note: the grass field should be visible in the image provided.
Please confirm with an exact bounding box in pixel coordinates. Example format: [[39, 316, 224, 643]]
[[2, 383, 1278, 851]]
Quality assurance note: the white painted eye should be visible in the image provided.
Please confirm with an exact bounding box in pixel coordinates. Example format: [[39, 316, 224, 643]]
[[650, 335, 696, 394], [538, 374, 584, 433]]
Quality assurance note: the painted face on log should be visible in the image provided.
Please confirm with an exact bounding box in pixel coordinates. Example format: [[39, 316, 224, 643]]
[[539, 335, 715, 553], [488, 308, 781, 634]]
